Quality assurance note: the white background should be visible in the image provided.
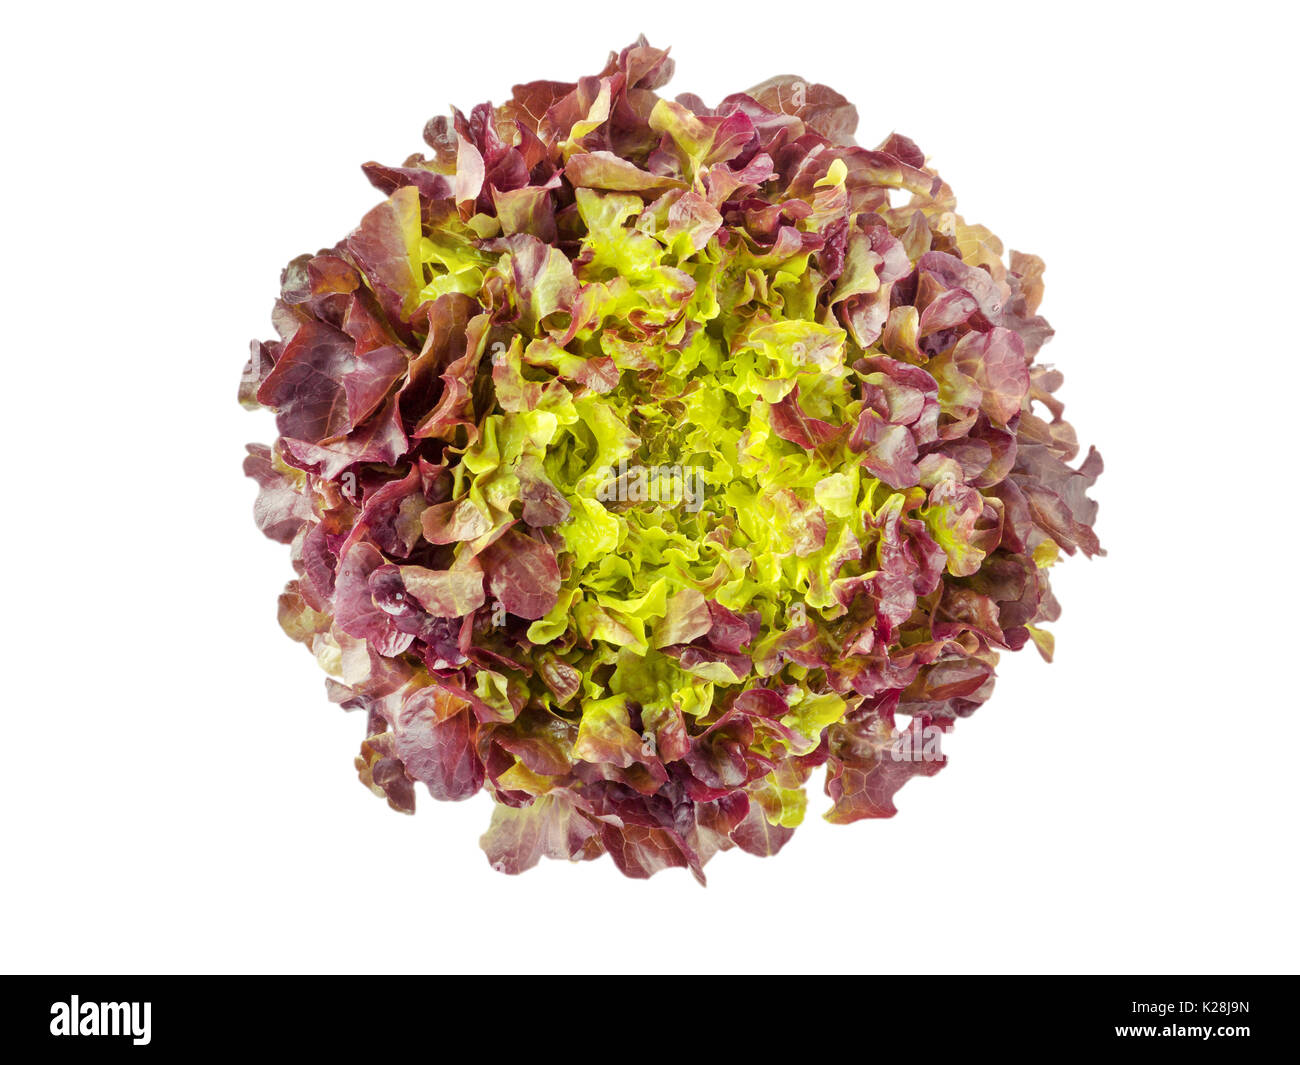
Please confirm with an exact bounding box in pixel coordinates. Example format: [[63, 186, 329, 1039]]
[[3, 0, 1296, 975]]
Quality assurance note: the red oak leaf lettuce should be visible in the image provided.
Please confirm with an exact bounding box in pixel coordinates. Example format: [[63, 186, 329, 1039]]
[[242, 38, 1102, 883]]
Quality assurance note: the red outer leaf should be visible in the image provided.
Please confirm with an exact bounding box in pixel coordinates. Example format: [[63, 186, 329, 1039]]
[[395, 689, 484, 801], [479, 529, 561, 620]]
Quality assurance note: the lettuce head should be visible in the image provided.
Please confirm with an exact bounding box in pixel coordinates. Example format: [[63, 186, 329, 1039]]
[[241, 38, 1102, 882]]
